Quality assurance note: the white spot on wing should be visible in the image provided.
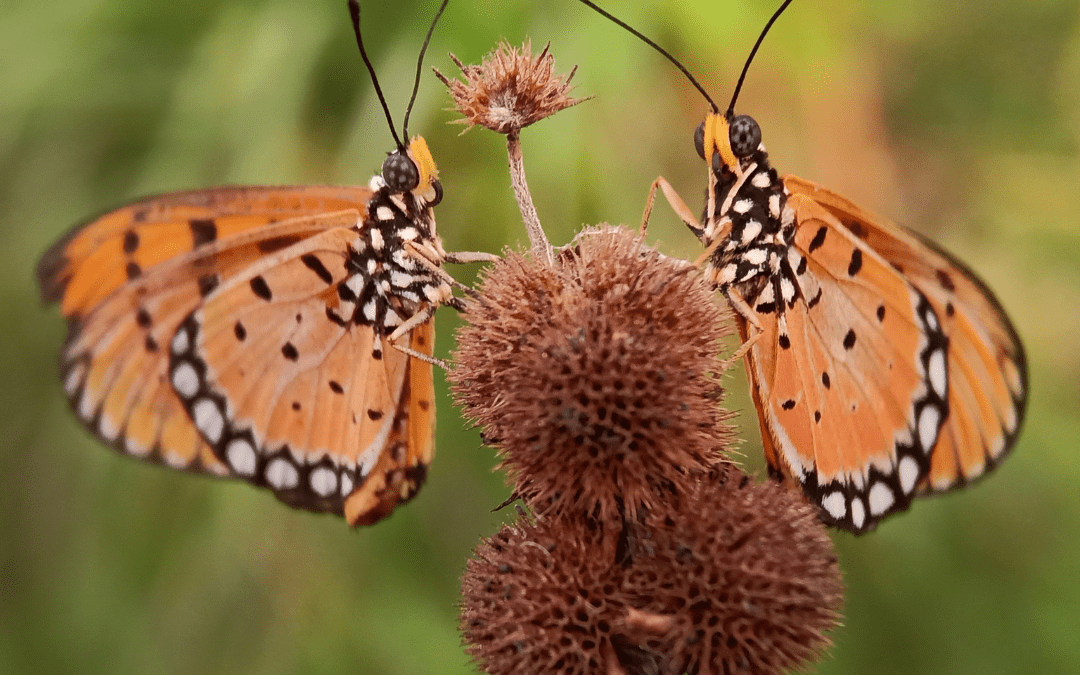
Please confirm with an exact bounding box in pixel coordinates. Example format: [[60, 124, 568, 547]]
[[226, 438, 257, 476], [918, 404, 941, 452], [868, 482, 895, 515], [822, 492, 846, 520], [375, 206, 394, 222], [928, 349, 947, 398], [733, 199, 753, 214], [850, 498, 866, 530], [98, 413, 119, 442], [751, 172, 771, 188], [193, 398, 224, 444], [266, 458, 299, 489], [310, 467, 338, 497], [64, 364, 85, 396], [370, 228, 384, 250], [899, 456, 919, 494], [340, 472, 354, 496], [171, 361, 199, 399], [171, 327, 190, 355]]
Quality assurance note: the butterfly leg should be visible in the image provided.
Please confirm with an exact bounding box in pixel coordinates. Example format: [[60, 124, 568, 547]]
[[387, 306, 449, 369], [444, 251, 500, 265], [404, 241, 483, 300], [721, 288, 764, 368], [641, 177, 704, 240]]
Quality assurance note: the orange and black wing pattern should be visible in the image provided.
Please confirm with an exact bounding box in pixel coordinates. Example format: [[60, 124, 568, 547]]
[[39, 138, 451, 525], [696, 111, 1026, 533]]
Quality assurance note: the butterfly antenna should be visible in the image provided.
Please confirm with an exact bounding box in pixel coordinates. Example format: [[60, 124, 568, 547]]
[[574, 0, 718, 113], [348, 0, 404, 150], [726, 0, 794, 117], [403, 0, 450, 140]]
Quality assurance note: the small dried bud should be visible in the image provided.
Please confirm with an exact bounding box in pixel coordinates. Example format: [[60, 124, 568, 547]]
[[449, 227, 733, 524], [621, 465, 844, 675], [435, 40, 589, 133]]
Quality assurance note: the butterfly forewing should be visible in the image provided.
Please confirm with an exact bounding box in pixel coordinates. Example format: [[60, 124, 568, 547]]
[[783, 176, 1028, 493]]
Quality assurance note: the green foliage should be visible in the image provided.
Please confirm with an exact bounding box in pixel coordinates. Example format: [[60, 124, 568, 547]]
[[2, 0, 1078, 673]]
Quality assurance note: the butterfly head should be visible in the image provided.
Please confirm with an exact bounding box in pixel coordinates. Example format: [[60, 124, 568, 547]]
[[381, 136, 443, 207], [694, 111, 763, 177]]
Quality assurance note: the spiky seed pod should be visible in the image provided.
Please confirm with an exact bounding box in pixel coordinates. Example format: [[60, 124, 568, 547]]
[[435, 40, 589, 134], [621, 465, 844, 675], [449, 227, 734, 524], [461, 516, 629, 675]]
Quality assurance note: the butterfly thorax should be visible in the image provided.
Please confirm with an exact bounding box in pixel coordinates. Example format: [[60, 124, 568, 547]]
[[333, 176, 450, 338], [702, 148, 796, 303]]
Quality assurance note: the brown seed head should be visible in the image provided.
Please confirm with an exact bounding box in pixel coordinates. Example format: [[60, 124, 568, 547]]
[[620, 465, 844, 675], [435, 40, 589, 134], [449, 226, 734, 524], [461, 516, 627, 675]]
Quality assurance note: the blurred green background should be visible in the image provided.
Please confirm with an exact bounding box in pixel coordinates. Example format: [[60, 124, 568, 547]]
[[2, 0, 1078, 673]]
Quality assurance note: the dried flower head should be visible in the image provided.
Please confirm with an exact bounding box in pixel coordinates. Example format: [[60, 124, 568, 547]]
[[449, 227, 733, 524], [435, 40, 589, 134], [461, 516, 628, 675], [460, 465, 843, 675], [621, 465, 844, 675]]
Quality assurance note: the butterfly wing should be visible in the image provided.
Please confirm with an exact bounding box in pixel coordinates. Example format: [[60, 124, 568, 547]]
[[38, 187, 374, 476], [783, 175, 1028, 493], [737, 192, 949, 533], [166, 224, 436, 524]]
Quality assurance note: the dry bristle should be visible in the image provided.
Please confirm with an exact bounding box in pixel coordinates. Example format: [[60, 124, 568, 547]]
[[449, 227, 734, 524], [435, 40, 589, 134], [621, 464, 844, 675], [461, 517, 628, 675]]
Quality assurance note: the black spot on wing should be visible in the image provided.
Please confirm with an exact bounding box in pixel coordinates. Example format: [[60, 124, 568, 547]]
[[329, 380, 344, 394], [250, 276, 272, 301], [197, 274, 219, 297], [782, 399, 796, 410], [847, 249, 863, 276], [123, 230, 139, 254], [807, 288, 823, 309], [144, 335, 159, 352], [843, 329, 856, 350], [125, 261, 141, 280], [821, 372, 831, 389], [190, 219, 218, 247], [876, 304, 886, 321], [778, 334, 791, 349], [936, 269, 956, 291], [282, 342, 299, 361], [135, 308, 152, 328], [256, 235, 305, 254], [808, 226, 827, 253], [301, 254, 334, 285], [367, 409, 384, 421], [844, 219, 869, 239], [234, 322, 247, 341]]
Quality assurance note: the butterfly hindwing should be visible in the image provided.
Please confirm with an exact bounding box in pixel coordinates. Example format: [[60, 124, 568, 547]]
[[783, 176, 1028, 493], [740, 193, 948, 532]]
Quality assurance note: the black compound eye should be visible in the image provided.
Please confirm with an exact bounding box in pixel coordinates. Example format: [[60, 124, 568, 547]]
[[381, 151, 420, 193], [694, 121, 706, 160], [728, 114, 761, 158], [428, 179, 443, 207]]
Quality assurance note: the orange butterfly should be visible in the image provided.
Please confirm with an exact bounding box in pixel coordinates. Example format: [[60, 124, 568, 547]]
[[579, 0, 1028, 533], [36, 0, 488, 526]]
